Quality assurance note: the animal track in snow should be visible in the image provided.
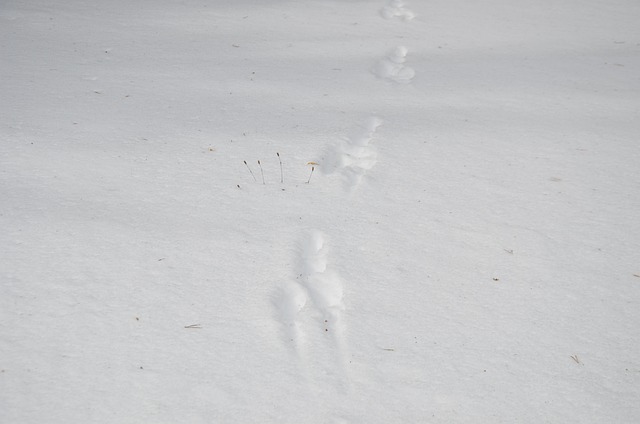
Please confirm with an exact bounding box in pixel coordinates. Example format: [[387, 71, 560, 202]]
[[274, 282, 308, 344], [380, 0, 415, 21], [276, 231, 346, 341], [274, 230, 351, 389], [321, 117, 383, 189], [373, 46, 415, 83], [299, 230, 345, 331]]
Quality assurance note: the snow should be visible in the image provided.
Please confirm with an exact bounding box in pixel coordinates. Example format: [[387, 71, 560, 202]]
[[1, 0, 639, 422]]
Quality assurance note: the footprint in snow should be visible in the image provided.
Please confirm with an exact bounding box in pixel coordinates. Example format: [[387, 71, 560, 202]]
[[373, 46, 415, 84], [298, 230, 345, 328], [321, 117, 383, 190], [380, 0, 415, 21], [276, 230, 346, 343], [274, 282, 308, 344]]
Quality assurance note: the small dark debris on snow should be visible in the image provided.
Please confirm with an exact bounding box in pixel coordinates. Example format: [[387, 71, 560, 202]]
[[184, 324, 202, 329]]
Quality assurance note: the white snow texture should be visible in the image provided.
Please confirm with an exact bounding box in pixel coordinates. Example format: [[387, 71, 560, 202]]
[[1, 0, 640, 423]]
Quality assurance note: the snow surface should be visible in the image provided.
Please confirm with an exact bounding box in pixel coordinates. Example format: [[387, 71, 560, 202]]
[[2, 0, 640, 422]]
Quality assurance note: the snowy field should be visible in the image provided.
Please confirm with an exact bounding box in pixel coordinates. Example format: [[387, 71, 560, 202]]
[[2, 0, 640, 422]]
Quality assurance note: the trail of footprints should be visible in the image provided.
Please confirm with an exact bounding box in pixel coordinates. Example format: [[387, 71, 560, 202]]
[[275, 1, 416, 383]]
